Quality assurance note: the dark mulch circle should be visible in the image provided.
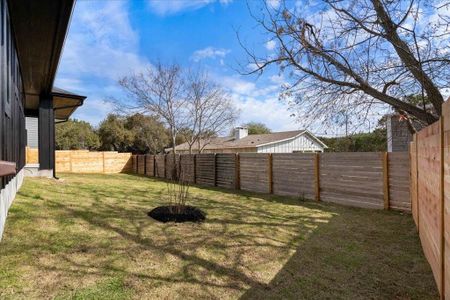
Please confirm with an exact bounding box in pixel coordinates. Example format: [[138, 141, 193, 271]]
[[148, 205, 206, 223]]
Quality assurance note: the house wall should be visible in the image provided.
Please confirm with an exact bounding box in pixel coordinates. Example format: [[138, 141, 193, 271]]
[[177, 147, 257, 154], [387, 115, 412, 152], [257, 133, 324, 153], [25, 117, 39, 149], [0, 169, 23, 240], [0, 0, 26, 239]]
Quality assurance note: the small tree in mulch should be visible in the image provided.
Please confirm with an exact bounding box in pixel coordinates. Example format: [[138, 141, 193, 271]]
[[148, 164, 205, 223]]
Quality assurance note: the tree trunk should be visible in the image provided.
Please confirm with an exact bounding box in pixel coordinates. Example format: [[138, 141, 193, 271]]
[[171, 134, 178, 179]]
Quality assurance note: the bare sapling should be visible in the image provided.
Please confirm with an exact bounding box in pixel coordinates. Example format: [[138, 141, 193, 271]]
[[166, 158, 190, 214]]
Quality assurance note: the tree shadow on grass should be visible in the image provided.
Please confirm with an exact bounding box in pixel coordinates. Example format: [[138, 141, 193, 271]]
[[19, 183, 324, 295], [8, 174, 438, 299]]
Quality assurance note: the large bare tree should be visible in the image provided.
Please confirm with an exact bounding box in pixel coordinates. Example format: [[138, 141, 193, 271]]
[[119, 62, 189, 155], [241, 0, 450, 130], [119, 63, 238, 156], [185, 70, 239, 154]]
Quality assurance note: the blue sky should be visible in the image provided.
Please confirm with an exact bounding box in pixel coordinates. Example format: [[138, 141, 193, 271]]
[[54, 0, 326, 134], [54, 0, 376, 136]]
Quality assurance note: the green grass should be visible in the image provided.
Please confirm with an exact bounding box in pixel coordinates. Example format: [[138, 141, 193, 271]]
[[0, 173, 438, 299]]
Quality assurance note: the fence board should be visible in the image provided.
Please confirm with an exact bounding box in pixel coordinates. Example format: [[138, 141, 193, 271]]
[[240, 153, 270, 194], [319, 152, 384, 209], [411, 139, 418, 226], [179, 155, 195, 183], [388, 152, 410, 211], [145, 155, 154, 177], [444, 102, 450, 299], [155, 155, 165, 178], [165, 154, 179, 180], [272, 153, 315, 199], [417, 121, 442, 295], [103, 152, 132, 173], [55, 151, 72, 172], [196, 154, 215, 186], [216, 154, 236, 189], [137, 155, 145, 175], [70, 151, 104, 173], [26, 147, 39, 164]]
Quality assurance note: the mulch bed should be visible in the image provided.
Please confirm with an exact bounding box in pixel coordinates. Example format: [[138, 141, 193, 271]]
[[148, 205, 206, 223]]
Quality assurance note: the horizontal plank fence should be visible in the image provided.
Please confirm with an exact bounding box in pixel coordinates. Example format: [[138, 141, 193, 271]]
[[132, 151, 410, 212], [26, 148, 133, 174], [272, 153, 315, 199], [216, 154, 237, 189], [409, 99, 450, 299]]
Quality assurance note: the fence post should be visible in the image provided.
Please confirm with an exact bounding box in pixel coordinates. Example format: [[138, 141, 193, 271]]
[[164, 155, 167, 178], [178, 154, 182, 179], [144, 155, 147, 176], [268, 153, 273, 194], [440, 117, 445, 299], [153, 155, 156, 177], [314, 153, 320, 201], [214, 153, 217, 187], [383, 152, 390, 210], [193, 154, 197, 184], [235, 153, 240, 190], [416, 134, 420, 232]]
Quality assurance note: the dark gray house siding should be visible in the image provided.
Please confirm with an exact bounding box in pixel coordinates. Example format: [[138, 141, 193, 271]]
[[0, 0, 26, 190], [0, 0, 77, 239]]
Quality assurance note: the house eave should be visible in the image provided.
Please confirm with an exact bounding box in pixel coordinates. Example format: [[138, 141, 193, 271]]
[[8, 0, 76, 107]]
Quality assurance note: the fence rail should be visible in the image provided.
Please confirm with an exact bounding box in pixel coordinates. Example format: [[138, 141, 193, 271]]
[[132, 151, 410, 212]]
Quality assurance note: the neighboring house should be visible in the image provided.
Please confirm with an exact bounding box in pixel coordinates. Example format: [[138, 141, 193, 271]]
[[170, 127, 328, 154], [386, 114, 423, 152], [0, 0, 81, 239]]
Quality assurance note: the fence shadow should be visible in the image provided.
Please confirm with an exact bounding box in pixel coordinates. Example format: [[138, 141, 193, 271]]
[[239, 207, 438, 299]]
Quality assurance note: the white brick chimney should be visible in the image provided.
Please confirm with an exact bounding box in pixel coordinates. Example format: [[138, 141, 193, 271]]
[[234, 126, 248, 140]]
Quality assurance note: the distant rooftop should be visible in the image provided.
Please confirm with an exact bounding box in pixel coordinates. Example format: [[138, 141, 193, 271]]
[[172, 130, 326, 151]]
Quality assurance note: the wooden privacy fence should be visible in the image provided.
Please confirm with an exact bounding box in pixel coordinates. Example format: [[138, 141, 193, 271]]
[[409, 100, 450, 299], [26, 148, 133, 173], [132, 151, 411, 211]]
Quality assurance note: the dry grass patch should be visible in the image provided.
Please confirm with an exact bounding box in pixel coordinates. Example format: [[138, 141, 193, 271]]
[[0, 173, 438, 299]]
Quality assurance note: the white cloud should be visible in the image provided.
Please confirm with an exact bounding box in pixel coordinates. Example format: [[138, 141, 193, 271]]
[[265, 40, 276, 51], [56, 1, 150, 82], [71, 97, 113, 126], [220, 75, 256, 95], [266, 0, 281, 9], [191, 47, 231, 62], [219, 75, 281, 99], [231, 95, 298, 132], [55, 1, 150, 125], [148, 0, 233, 16], [269, 74, 285, 84], [212, 74, 300, 131]]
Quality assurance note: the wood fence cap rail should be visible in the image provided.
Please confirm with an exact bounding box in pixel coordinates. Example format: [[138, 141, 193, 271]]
[[0, 160, 16, 176]]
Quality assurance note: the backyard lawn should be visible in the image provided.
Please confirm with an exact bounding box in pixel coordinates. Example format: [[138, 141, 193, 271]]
[[0, 173, 438, 299]]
